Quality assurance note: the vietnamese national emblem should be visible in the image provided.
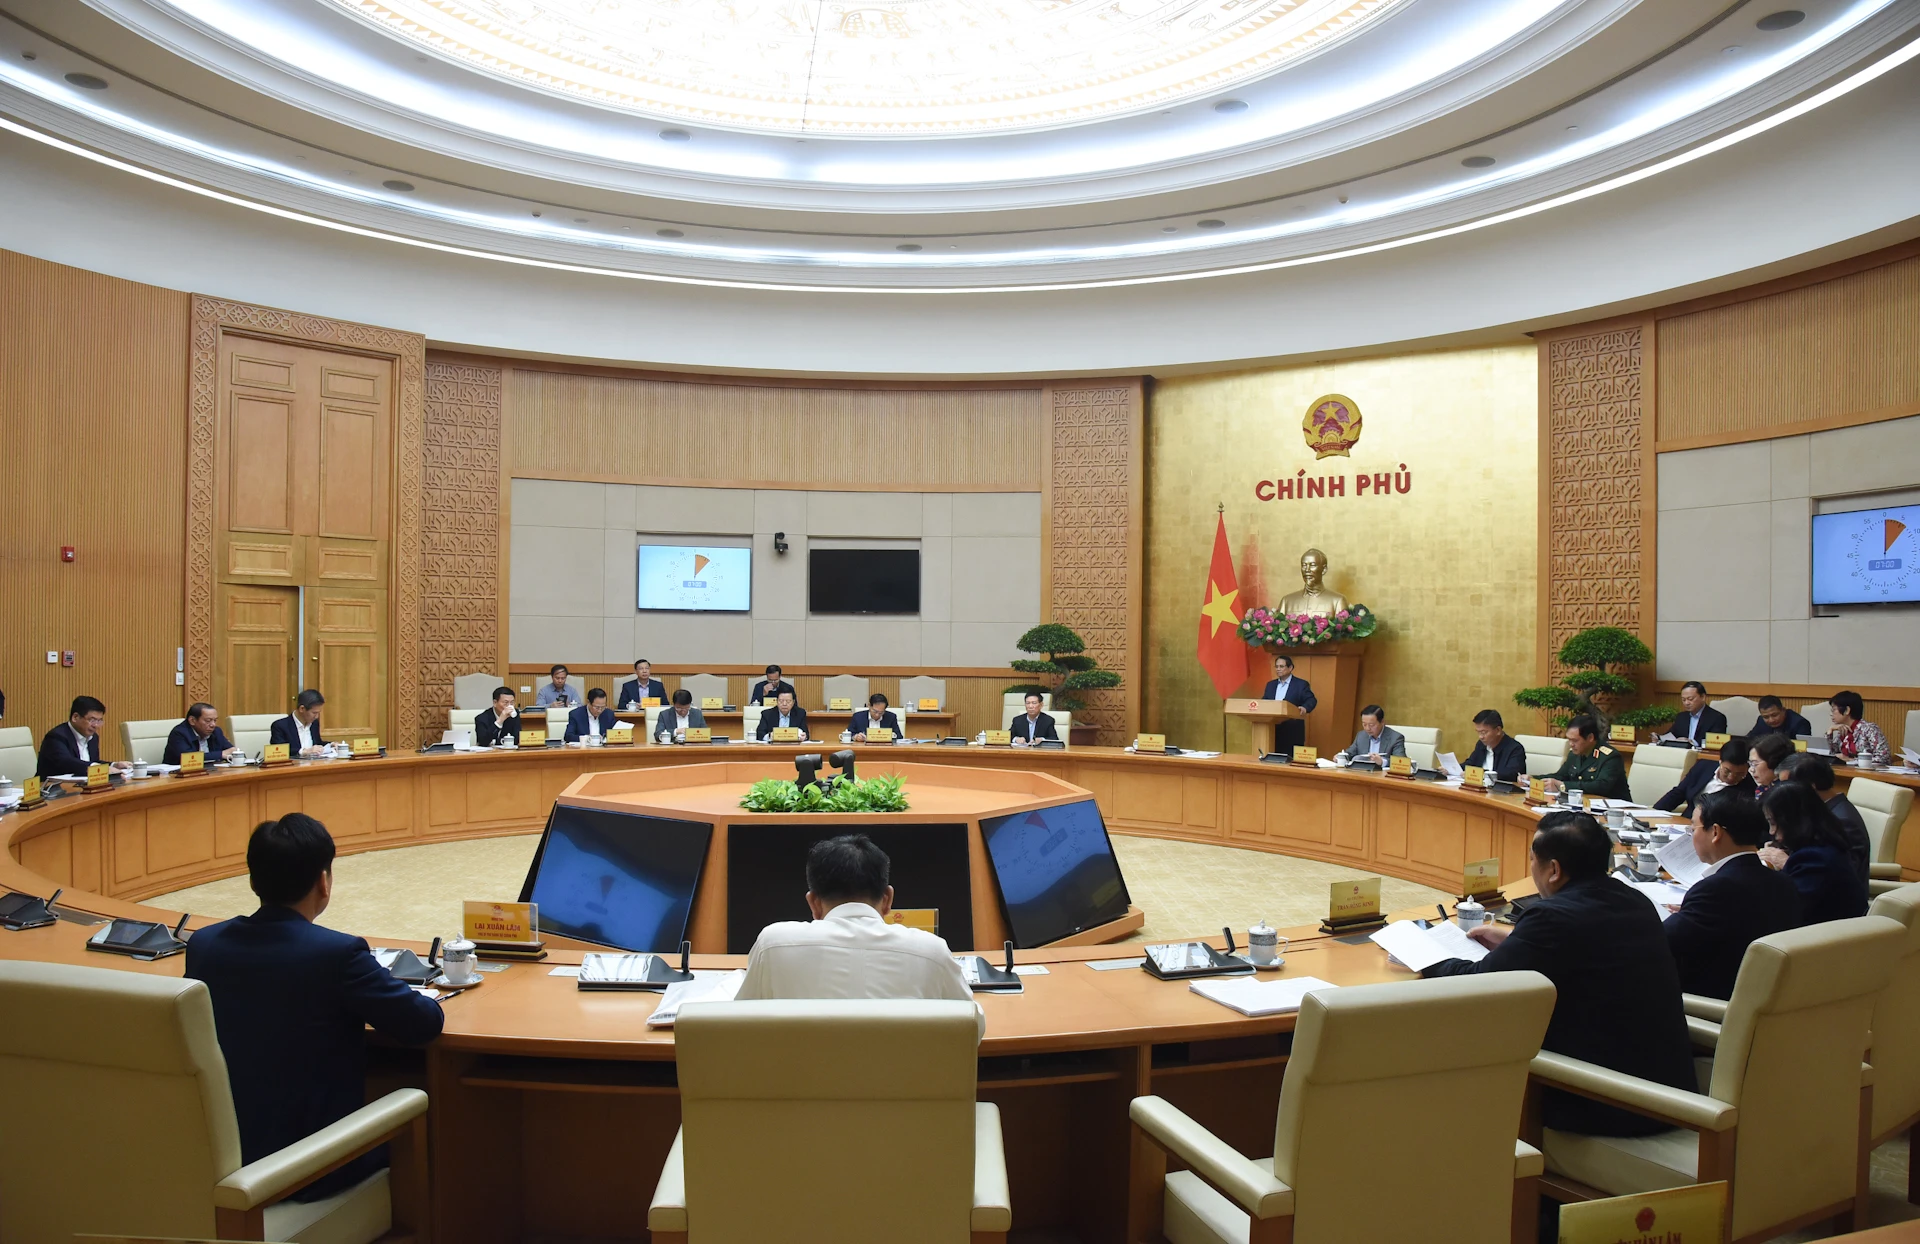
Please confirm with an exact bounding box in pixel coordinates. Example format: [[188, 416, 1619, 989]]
[[1302, 394, 1362, 460]]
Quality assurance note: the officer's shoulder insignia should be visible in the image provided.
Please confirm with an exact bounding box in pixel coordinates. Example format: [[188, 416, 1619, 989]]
[[1598, 746, 1615, 756]]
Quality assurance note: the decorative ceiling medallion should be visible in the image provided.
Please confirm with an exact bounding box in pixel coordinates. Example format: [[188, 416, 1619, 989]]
[[322, 0, 1406, 135]]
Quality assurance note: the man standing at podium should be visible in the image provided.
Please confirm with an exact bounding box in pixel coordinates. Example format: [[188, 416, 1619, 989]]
[[1261, 654, 1316, 756]]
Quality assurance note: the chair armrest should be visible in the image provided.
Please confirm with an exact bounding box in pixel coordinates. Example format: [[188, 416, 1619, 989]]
[[1869, 863, 1902, 881], [1530, 1052, 1737, 1133], [1682, 994, 1728, 1023], [1130, 1095, 1294, 1220], [973, 1102, 1012, 1233], [648, 1129, 687, 1233], [1514, 1140, 1542, 1179], [1686, 1015, 1722, 1051], [214, 1088, 427, 1211]]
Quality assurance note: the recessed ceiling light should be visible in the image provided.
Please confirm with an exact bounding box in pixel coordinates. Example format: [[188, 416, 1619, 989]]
[[659, 129, 691, 142], [656, 228, 684, 238], [1337, 194, 1349, 204], [1461, 155, 1496, 168], [63, 72, 107, 90], [21, 52, 36, 61], [530, 210, 542, 217], [573, 217, 588, 224], [1756, 10, 1804, 31], [1161, 226, 1177, 233], [1213, 99, 1247, 114], [382, 179, 415, 192], [1197, 219, 1225, 229], [1565, 124, 1579, 131], [895, 243, 923, 252]]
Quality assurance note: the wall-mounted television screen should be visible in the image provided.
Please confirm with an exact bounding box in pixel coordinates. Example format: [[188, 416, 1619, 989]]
[[809, 548, 920, 614], [519, 805, 711, 952], [980, 799, 1131, 949], [637, 544, 751, 612], [1812, 504, 1920, 605]]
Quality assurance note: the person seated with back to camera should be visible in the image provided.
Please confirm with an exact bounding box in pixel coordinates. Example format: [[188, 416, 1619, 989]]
[[1424, 810, 1696, 1136], [1661, 790, 1802, 1000], [563, 688, 619, 744], [849, 692, 899, 742], [1337, 704, 1405, 766], [186, 813, 443, 1202], [737, 833, 981, 1038], [1774, 752, 1871, 883], [1757, 781, 1868, 924], [755, 688, 809, 742], [1653, 736, 1755, 815]]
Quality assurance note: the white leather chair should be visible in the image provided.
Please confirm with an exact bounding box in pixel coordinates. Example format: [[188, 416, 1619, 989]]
[[1711, 696, 1761, 734], [1532, 916, 1904, 1243], [452, 671, 501, 711], [1388, 724, 1440, 771], [1516, 733, 1569, 777], [649, 999, 1009, 1244], [227, 714, 279, 756], [0, 959, 428, 1244], [1626, 745, 1696, 806], [544, 705, 570, 735], [121, 717, 177, 766], [1865, 884, 1920, 1203], [1132, 972, 1555, 1244], [678, 673, 729, 707], [1003, 691, 1051, 717], [1851, 777, 1914, 896], [821, 674, 869, 708], [1803, 702, 1831, 734], [0, 726, 37, 781], [901, 675, 947, 711]]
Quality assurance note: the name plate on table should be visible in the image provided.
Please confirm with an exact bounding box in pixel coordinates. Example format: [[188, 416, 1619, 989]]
[[643, 696, 661, 708], [604, 726, 634, 745], [1293, 746, 1319, 764], [350, 736, 381, 758], [771, 726, 802, 743], [1793, 738, 1808, 752], [1524, 777, 1552, 804], [262, 743, 291, 766], [918, 698, 940, 711], [85, 763, 111, 790], [1462, 857, 1502, 899], [829, 697, 853, 711], [1461, 763, 1485, 787], [464, 900, 539, 946], [1389, 754, 1416, 777], [1326, 877, 1383, 930], [1556, 1182, 1725, 1244], [701, 697, 724, 710], [19, 776, 44, 808], [178, 751, 205, 775], [1703, 731, 1730, 749], [682, 727, 712, 743], [1134, 733, 1166, 753], [868, 727, 895, 742], [885, 908, 938, 934], [1609, 724, 1637, 743], [519, 729, 546, 747], [985, 730, 1012, 746]]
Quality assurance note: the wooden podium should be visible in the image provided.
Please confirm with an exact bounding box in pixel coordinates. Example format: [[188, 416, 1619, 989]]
[[1224, 646, 1366, 757], [1224, 699, 1305, 756]]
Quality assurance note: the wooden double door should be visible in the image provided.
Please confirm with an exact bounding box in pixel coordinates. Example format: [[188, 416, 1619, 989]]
[[212, 334, 393, 741]]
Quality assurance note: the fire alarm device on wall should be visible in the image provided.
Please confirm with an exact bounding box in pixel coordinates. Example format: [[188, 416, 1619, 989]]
[[60, 546, 74, 563], [61, 651, 75, 668]]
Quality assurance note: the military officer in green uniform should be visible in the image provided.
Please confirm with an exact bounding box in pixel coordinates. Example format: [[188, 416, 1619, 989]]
[[1541, 715, 1630, 800]]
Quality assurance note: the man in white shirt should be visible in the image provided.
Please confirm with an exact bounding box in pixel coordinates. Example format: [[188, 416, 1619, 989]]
[[737, 834, 981, 1038]]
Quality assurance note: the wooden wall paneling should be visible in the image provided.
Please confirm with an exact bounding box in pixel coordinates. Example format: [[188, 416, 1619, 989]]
[[0, 251, 190, 757], [419, 360, 505, 741], [218, 583, 298, 716]]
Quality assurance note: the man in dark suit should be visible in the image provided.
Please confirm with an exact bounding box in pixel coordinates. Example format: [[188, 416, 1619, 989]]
[[1463, 709, 1528, 783], [270, 688, 326, 756], [850, 693, 900, 741], [756, 688, 809, 741], [1662, 791, 1802, 999], [1666, 681, 1728, 746], [473, 686, 522, 747], [564, 689, 621, 743], [1426, 811, 1696, 1135], [749, 664, 796, 706], [618, 659, 666, 710], [1747, 695, 1812, 741], [164, 702, 239, 765], [186, 813, 443, 1202], [37, 695, 118, 778], [655, 689, 708, 741], [1778, 753, 1871, 882], [1654, 736, 1754, 814], [1009, 693, 1058, 745], [1260, 653, 1316, 756]]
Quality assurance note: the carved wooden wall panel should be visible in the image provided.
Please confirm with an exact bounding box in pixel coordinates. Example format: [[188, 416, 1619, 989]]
[[418, 362, 504, 742]]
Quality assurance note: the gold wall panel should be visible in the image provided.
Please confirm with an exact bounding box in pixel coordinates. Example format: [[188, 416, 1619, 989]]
[[1147, 344, 1539, 752], [322, 366, 381, 403], [227, 540, 296, 578], [317, 544, 379, 581], [231, 352, 294, 392]]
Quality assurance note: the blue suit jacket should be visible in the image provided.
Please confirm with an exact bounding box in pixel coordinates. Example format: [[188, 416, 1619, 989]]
[[1746, 710, 1812, 740], [850, 709, 899, 737], [564, 706, 620, 742], [1668, 706, 1728, 746], [618, 677, 666, 708], [1782, 844, 1869, 925], [1260, 676, 1318, 713], [164, 719, 234, 766], [1653, 759, 1756, 814], [1663, 852, 1802, 999], [36, 724, 101, 778], [185, 907, 443, 1200], [269, 714, 324, 750]]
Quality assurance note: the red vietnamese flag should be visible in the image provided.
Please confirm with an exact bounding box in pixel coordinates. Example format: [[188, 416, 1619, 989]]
[[1197, 513, 1248, 697]]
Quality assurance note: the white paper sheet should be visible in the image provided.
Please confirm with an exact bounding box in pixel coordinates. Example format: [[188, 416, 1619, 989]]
[[646, 969, 747, 1028], [1616, 877, 1690, 921], [1368, 920, 1488, 972], [1655, 835, 1709, 887], [1087, 957, 1146, 971], [1437, 752, 1463, 778], [1189, 975, 1339, 1016]]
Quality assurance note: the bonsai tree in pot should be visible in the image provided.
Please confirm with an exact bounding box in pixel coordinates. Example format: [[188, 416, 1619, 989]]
[[1006, 624, 1122, 739], [1513, 626, 1672, 733]]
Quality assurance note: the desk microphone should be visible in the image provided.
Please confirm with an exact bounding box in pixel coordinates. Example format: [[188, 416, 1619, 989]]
[[1004, 941, 1015, 976], [679, 940, 691, 975]]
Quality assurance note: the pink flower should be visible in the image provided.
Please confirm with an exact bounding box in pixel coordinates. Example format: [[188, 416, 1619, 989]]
[[1337, 610, 1349, 620]]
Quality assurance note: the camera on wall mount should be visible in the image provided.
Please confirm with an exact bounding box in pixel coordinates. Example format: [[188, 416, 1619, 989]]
[[773, 531, 789, 554]]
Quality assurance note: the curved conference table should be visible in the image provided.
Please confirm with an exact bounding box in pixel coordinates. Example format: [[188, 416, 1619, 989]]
[[5, 745, 1915, 1243]]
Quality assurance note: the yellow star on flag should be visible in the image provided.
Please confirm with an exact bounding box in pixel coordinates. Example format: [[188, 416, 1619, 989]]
[[1200, 579, 1239, 638]]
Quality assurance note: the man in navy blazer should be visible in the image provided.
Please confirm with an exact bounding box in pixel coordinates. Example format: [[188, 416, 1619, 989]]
[[756, 689, 810, 741], [270, 688, 326, 756], [1653, 737, 1755, 814], [36, 695, 117, 778], [186, 814, 442, 1201], [850, 694, 900, 740], [564, 689, 621, 742], [1008, 693, 1059, 744], [1747, 696, 1812, 741], [1260, 653, 1316, 755], [164, 702, 239, 765], [1464, 709, 1529, 783], [1663, 791, 1802, 999], [1666, 681, 1728, 746], [618, 659, 667, 710]]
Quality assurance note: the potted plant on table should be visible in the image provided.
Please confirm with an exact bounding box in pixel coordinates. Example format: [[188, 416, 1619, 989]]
[[1006, 623, 1121, 747], [1513, 626, 1672, 734]]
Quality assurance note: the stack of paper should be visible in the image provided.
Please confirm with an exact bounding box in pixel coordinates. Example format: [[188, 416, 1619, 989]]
[[1654, 835, 1709, 887], [1189, 975, 1339, 1016], [1368, 920, 1488, 972], [646, 970, 746, 1028], [1617, 878, 1690, 921], [1437, 752, 1463, 778]]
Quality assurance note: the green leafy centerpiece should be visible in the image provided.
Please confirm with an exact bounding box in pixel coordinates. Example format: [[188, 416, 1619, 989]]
[[1513, 626, 1671, 732], [739, 773, 909, 814]]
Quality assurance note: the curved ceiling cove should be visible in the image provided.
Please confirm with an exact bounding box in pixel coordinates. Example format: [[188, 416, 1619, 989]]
[[325, 0, 1410, 136]]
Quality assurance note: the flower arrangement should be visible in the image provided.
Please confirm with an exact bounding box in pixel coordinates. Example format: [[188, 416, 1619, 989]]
[[738, 773, 909, 814], [1237, 604, 1378, 649]]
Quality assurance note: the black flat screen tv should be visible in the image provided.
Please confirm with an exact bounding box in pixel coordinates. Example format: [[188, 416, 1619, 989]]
[[809, 548, 920, 614], [980, 799, 1131, 949], [725, 822, 971, 953], [518, 805, 711, 952]]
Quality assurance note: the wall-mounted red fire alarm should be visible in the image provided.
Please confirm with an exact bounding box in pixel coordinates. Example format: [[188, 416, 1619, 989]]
[[60, 546, 75, 563]]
